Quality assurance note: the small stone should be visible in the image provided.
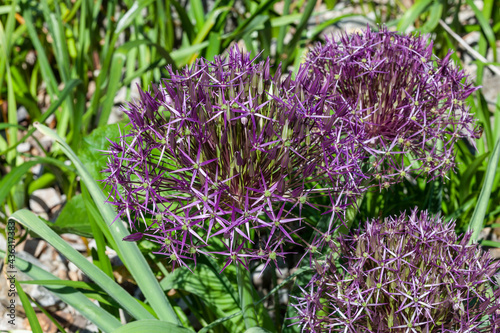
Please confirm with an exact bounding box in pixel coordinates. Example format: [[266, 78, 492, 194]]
[[489, 248, 500, 259], [17, 142, 31, 153]]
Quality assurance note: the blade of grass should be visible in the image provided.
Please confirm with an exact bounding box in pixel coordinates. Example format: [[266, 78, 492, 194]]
[[439, 19, 500, 76], [15, 280, 43, 333], [419, 1, 442, 33], [306, 14, 361, 40], [198, 311, 243, 333], [34, 123, 181, 325], [469, 137, 500, 243], [190, 0, 205, 31], [465, 0, 497, 61], [28, 295, 68, 333], [0, 249, 121, 332], [171, 0, 195, 42], [98, 52, 125, 127], [223, 0, 276, 47], [21, 2, 58, 97], [205, 31, 221, 61], [276, 0, 291, 57], [459, 151, 490, 201], [283, 0, 316, 68]]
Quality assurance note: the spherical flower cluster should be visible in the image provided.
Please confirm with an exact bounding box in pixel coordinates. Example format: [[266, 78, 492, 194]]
[[291, 209, 500, 332], [103, 48, 362, 269], [300, 27, 480, 189]]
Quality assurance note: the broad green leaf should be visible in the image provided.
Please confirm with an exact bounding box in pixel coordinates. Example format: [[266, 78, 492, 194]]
[[160, 263, 245, 333], [237, 264, 258, 330], [111, 320, 194, 333], [470, 137, 500, 242], [34, 123, 180, 325], [0, 249, 121, 332], [51, 194, 92, 237], [198, 311, 243, 333], [20, 280, 100, 291], [10, 210, 154, 320], [78, 123, 126, 181], [245, 328, 273, 333]]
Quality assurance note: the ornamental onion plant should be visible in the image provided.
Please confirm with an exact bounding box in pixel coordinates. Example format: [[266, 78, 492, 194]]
[[292, 209, 500, 332], [102, 48, 363, 270], [299, 27, 480, 189]]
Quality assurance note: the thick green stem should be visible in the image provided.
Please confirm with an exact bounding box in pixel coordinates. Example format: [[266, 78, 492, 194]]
[[237, 263, 259, 329]]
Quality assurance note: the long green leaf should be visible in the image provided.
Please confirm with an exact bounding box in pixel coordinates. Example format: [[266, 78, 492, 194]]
[[469, 137, 500, 242], [419, 1, 442, 33], [238, 264, 258, 330], [10, 209, 154, 320], [29, 295, 68, 333], [459, 152, 490, 201], [98, 52, 125, 127], [15, 280, 42, 333], [20, 279, 101, 291], [34, 123, 180, 325], [111, 320, 194, 333], [283, 0, 316, 65], [0, 249, 121, 332], [396, 0, 432, 32]]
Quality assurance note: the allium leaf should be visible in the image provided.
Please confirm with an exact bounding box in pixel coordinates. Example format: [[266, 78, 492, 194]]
[[469, 137, 500, 243], [112, 320, 194, 333], [10, 210, 153, 320], [15, 280, 43, 333], [0, 249, 122, 332], [52, 194, 92, 237], [160, 263, 246, 333], [244, 328, 273, 333], [34, 123, 181, 325]]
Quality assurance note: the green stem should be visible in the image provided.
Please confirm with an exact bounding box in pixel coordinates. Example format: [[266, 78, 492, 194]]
[[237, 263, 259, 329], [271, 267, 281, 333]]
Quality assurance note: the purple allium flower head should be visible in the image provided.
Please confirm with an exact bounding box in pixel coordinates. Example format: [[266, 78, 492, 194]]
[[291, 209, 500, 332], [300, 27, 480, 188], [103, 48, 362, 269]]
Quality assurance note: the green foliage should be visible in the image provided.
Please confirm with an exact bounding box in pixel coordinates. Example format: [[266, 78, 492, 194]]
[[48, 194, 92, 236], [1, 0, 500, 331]]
